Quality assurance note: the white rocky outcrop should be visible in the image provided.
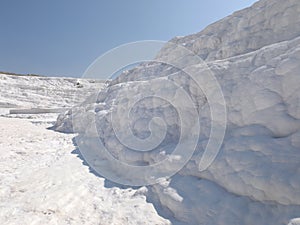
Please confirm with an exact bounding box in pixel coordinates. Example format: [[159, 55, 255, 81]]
[[54, 0, 300, 224], [160, 0, 300, 61]]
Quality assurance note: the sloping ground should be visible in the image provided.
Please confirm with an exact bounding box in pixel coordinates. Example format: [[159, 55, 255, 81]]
[[54, 0, 300, 224], [0, 73, 105, 110], [0, 116, 170, 225], [0, 74, 171, 224]]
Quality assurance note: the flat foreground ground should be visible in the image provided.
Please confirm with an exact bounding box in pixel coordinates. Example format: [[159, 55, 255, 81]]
[[0, 116, 169, 225]]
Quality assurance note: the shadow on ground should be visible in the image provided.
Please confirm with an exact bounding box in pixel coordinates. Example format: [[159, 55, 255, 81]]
[[70, 136, 183, 225], [70, 137, 139, 190]]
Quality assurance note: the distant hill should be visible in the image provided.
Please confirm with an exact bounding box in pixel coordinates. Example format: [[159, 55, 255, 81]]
[[0, 71, 45, 77]]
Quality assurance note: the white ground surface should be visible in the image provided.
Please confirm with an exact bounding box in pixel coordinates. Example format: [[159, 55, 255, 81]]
[[0, 75, 169, 225], [0, 115, 170, 225], [1, 0, 300, 224]]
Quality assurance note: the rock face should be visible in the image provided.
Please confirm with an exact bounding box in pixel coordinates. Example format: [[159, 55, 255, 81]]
[[161, 0, 300, 61], [55, 0, 300, 224]]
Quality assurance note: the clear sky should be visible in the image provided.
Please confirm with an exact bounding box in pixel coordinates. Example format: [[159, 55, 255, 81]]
[[0, 0, 258, 77]]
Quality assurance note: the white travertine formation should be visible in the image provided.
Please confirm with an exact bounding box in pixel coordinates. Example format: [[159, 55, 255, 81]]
[[54, 0, 300, 224]]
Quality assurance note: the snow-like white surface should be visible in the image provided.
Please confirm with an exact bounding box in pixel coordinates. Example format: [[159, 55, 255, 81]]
[[0, 74, 105, 110], [0, 116, 170, 225], [289, 218, 300, 225], [54, 0, 300, 224], [160, 0, 300, 61], [1, 0, 300, 224], [0, 74, 170, 225]]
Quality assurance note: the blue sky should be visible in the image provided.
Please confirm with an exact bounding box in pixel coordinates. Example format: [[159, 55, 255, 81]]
[[0, 0, 258, 77]]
